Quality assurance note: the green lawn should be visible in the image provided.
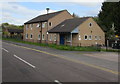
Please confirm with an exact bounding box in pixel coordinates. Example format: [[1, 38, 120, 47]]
[[2, 37, 119, 52]]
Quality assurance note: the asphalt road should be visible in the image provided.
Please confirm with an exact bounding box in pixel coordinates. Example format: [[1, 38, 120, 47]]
[[2, 41, 119, 82]]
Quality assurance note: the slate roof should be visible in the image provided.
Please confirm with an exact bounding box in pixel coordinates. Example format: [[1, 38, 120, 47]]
[[48, 17, 90, 33], [8, 29, 23, 33], [24, 10, 67, 24]]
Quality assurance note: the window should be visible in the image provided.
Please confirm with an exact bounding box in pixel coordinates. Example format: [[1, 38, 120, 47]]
[[30, 34, 33, 39], [26, 34, 28, 39], [89, 35, 92, 40], [42, 22, 47, 28], [54, 35, 56, 41], [37, 23, 40, 28], [26, 24, 28, 29], [89, 23, 92, 27], [78, 35, 81, 40], [99, 36, 101, 40], [66, 35, 71, 42], [30, 24, 33, 30], [49, 22, 52, 26], [42, 34, 45, 40], [49, 34, 52, 41], [38, 34, 40, 40], [84, 35, 88, 40], [95, 36, 97, 40]]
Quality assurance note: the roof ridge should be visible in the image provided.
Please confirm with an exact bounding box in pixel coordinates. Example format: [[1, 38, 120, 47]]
[[24, 9, 67, 24], [37, 9, 67, 17]]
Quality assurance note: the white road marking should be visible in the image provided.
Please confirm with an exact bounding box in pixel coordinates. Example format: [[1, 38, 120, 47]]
[[13, 54, 36, 68], [54, 80, 62, 84], [2, 48, 9, 52]]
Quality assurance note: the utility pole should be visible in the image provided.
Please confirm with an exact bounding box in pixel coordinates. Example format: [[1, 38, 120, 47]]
[[40, 22, 42, 43], [46, 8, 49, 45]]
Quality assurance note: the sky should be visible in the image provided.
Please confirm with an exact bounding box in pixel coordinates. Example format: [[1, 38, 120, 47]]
[[0, 0, 106, 25]]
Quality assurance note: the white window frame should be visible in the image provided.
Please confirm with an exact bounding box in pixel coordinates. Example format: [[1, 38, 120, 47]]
[[84, 35, 88, 40], [89, 22, 92, 27], [66, 34, 71, 42], [38, 34, 40, 40], [49, 22, 52, 27], [78, 35, 81, 40], [49, 34, 52, 41], [30, 24, 33, 30], [42, 22, 47, 28], [26, 34, 28, 39], [89, 35, 92, 40], [54, 35, 56, 41], [99, 36, 101, 40], [26, 24, 28, 30], [30, 34, 33, 39], [37, 23, 40, 28], [95, 36, 97, 40], [42, 34, 45, 40]]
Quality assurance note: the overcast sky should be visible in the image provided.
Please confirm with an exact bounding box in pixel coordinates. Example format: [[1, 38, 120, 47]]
[[0, 0, 106, 25]]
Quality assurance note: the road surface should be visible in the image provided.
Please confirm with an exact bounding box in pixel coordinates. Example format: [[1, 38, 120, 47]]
[[2, 41, 119, 83]]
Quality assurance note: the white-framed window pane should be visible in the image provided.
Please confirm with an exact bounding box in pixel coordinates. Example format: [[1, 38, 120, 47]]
[[30, 34, 33, 39], [49, 35, 52, 41], [37, 24, 40, 28], [99, 36, 101, 40], [67, 35, 71, 42], [26, 24, 28, 29], [78, 35, 81, 40], [42, 34, 45, 40], [54, 35, 56, 41], [95, 36, 97, 40], [26, 34, 28, 39], [84, 35, 88, 40], [42, 22, 47, 28], [49, 22, 52, 26], [38, 34, 40, 40], [30, 24, 33, 29], [89, 35, 92, 40]]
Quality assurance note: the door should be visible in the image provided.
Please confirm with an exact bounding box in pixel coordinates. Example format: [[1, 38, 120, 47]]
[[60, 35, 64, 45]]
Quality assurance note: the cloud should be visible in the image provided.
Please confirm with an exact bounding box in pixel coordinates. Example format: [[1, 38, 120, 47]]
[[0, 0, 106, 2], [0, 1, 103, 25], [1, 2, 57, 25]]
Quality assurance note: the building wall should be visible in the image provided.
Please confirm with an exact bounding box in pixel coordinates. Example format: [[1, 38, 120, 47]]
[[23, 10, 73, 43], [72, 18, 105, 46]]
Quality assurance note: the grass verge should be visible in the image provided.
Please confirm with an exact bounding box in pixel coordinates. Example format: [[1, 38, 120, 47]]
[[2, 37, 119, 52]]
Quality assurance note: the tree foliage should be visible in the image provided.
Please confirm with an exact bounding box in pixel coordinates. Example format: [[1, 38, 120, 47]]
[[1, 23, 24, 29], [98, 2, 120, 38], [72, 13, 80, 18]]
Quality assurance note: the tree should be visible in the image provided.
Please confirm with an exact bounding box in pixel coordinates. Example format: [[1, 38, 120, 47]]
[[1, 23, 24, 29], [72, 13, 80, 18], [98, 2, 120, 39]]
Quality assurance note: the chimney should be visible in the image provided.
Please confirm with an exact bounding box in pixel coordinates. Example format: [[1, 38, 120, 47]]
[[46, 8, 50, 14]]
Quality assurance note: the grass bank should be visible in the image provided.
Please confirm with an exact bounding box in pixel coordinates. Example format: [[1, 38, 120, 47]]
[[2, 38, 119, 52]]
